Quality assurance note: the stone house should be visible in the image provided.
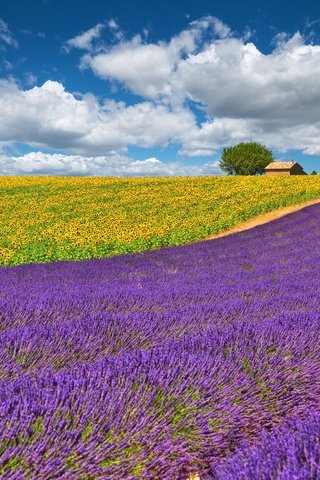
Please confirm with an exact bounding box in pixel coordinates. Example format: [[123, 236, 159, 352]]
[[264, 161, 306, 176]]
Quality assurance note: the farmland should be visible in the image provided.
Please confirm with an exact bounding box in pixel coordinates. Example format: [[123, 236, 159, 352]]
[[1, 200, 320, 478], [2, 175, 320, 266]]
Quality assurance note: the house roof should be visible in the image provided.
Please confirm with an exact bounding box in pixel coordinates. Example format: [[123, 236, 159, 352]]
[[265, 161, 299, 170]]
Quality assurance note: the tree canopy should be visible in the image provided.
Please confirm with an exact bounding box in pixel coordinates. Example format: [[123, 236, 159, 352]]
[[219, 142, 274, 175]]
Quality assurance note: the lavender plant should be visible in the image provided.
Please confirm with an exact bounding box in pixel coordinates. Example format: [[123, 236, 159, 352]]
[[211, 412, 320, 479], [0, 204, 320, 478]]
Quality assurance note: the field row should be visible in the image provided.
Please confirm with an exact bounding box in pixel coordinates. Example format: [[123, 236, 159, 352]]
[[0, 203, 320, 478], [2, 175, 320, 265]]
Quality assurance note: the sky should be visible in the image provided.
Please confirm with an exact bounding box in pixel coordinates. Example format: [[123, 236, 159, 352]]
[[1, 0, 320, 176]]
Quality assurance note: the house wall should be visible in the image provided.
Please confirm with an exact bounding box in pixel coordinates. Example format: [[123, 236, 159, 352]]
[[265, 170, 291, 176], [291, 165, 306, 175]]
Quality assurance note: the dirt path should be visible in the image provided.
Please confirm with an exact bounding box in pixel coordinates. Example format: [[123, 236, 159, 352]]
[[206, 197, 320, 241]]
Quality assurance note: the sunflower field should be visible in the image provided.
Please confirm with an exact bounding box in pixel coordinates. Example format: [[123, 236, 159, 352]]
[[2, 175, 320, 266]]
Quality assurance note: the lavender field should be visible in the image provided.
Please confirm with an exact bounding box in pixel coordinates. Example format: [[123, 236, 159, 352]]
[[1, 203, 320, 479]]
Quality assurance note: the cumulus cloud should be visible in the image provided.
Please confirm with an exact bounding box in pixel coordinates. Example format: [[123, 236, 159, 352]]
[[81, 37, 173, 97], [3, 16, 320, 168], [175, 31, 320, 155], [81, 16, 231, 98], [206, 16, 231, 38], [0, 151, 221, 176], [0, 79, 196, 154], [0, 18, 18, 49], [176, 32, 320, 123], [74, 18, 320, 158], [64, 23, 105, 52]]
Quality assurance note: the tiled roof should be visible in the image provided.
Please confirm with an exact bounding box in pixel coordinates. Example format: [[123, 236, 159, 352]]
[[265, 161, 297, 170]]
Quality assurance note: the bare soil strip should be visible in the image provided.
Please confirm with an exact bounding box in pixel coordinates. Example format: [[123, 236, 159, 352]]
[[206, 198, 320, 241]]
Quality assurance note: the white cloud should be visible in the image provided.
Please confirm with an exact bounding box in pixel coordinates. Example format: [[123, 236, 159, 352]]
[[0, 18, 18, 49], [64, 23, 105, 52], [24, 72, 37, 86], [0, 151, 222, 176], [178, 117, 252, 157], [107, 18, 124, 41], [81, 16, 231, 98], [75, 17, 320, 159], [176, 31, 320, 123], [0, 79, 196, 154], [174, 31, 320, 155], [209, 17, 232, 38], [81, 37, 173, 97], [108, 19, 118, 30], [0, 79, 97, 149], [3, 17, 320, 167]]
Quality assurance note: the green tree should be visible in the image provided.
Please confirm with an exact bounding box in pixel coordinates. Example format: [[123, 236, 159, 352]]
[[219, 142, 274, 175], [310, 170, 318, 175]]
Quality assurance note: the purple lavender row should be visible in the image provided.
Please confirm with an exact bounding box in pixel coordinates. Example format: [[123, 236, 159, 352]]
[[0, 204, 320, 477], [0, 316, 319, 479], [211, 411, 320, 479]]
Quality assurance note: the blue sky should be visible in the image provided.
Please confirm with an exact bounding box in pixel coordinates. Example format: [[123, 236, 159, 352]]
[[1, 0, 320, 175]]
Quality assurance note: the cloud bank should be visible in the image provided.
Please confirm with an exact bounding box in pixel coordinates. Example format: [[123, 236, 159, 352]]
[[0, 79, 196, 155], [2, 16, 320, 175], [0, 151, 220, 176]]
